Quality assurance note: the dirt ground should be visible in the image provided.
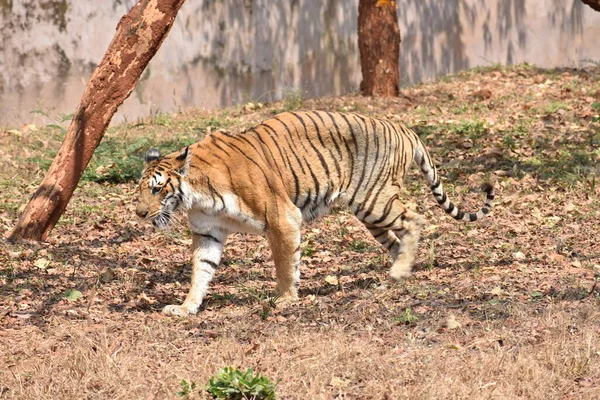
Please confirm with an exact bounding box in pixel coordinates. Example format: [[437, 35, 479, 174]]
[[1, 64, 600, 399]]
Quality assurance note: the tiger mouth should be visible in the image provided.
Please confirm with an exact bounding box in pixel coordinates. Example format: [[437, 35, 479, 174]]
[[152, 212, 172, 228]]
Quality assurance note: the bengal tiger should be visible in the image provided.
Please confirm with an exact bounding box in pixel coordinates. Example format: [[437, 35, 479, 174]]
[[135, 111, 494, 316]]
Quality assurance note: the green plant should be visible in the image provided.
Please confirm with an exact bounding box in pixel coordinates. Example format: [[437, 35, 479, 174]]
[[281, 88, 303, 111], [394, 307, 419, 325], [177, 379, 197, 398], [301, 242, 316, 257], [428, 240, 436, 271], [30, 105, 73, 134], [448, 120, 487, 139], [206, 367, 276, 400], [348, 239, 371, 253]]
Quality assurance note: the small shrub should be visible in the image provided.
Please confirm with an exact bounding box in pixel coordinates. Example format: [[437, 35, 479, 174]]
[[394, 307, 419, 325], [206, 366, 276, 400], [281, 88, 303, 111]]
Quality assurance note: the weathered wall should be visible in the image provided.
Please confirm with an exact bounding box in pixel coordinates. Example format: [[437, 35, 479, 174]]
[[1, 0, 599, 127]]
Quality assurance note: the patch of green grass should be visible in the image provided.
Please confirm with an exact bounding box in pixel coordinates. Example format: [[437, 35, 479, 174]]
[[519, 148, 597, 187], [28, 134, 199, 184], [206, 367, 276, 400], [448, 120, 488, 139], [348, 239, 372, 253], [544, 101, 569, 114]]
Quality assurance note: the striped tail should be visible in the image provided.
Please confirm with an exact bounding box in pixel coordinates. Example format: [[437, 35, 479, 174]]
[[413, 140, 494, 222]]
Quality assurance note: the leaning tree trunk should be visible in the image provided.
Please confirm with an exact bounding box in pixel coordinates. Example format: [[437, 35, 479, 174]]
[[580, 0, 600, 12], [358, 0, 401, 97], [8, 0, 186, 242]]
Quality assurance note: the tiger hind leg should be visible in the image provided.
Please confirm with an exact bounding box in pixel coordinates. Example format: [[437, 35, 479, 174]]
[[361, 205, 424, 280], [389, 210, 424, 279]]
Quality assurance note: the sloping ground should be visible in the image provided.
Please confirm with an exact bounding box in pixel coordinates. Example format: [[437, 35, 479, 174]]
[[1, 64, 599, 399]]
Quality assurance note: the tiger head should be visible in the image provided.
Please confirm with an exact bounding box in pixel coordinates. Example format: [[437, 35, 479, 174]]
[[135, 147, 189, 228]]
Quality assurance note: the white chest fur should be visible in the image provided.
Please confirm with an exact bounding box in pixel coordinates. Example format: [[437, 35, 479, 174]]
[[182, 182, 264, 235]]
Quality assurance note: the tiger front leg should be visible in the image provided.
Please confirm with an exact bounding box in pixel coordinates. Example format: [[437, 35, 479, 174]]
[[267, 208, 303, 301], [163, 230, 227, 317]]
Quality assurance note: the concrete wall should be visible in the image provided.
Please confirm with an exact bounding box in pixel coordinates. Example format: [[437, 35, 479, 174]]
[[1, 0, 599, 127]]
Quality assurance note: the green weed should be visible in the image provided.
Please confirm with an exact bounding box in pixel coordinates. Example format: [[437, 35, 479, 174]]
[[348, 239, 372, 253], [206, 366, 276, 400], [177, 379, 197, 398], [282, 88, 303, 111], [394, 307, 419, 325]]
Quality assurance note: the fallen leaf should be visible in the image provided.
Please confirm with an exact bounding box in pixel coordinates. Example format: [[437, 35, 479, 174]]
[[324, 275, 339, 286], [62, 289, 83, 302], [446, 315, 462, 330], [34, 258, 50, 270]]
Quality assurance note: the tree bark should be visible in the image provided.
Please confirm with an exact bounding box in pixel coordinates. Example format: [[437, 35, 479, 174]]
[[8, 0, 186, 242], [358, 0, 401, 97], [580, 0, 600, 12]]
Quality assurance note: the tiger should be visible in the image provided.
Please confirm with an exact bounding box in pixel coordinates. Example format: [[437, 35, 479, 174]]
[[135, 111, 494, 316]]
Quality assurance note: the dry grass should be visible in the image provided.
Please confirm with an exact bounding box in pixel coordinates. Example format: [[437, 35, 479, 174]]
[[1, 64, 600, 399]]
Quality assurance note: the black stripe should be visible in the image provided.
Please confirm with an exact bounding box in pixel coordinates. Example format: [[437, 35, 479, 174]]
[[270, 119, 308, 175], [447, 203, 455, 214], [209, 134, 232, 157], [199, 259, 219, 269], [305, 112, 342, 181], [206, 177, 225, 210], [274, 115, 312, 156], [348, 114, 370, 206], [358, 120, 394, 217], [469, 213, 478, 222], [260, 123, 302, 204], [386, 240, 396, 251], [290, 112, 331, 177], [251, 128, 286, 180], [301, 189, 312, 211], [213, 135, 273, 190], [373, 230, 387, 239], [264, 204, 269, 231], [314, 111, 343, 158], [198, 233, 221, 244], [379, 212, 405, 230], [325, 111, 353, 188], [370, 194, 400, 225], [338, 113, 359, 191], [437, 193, 447, 205]]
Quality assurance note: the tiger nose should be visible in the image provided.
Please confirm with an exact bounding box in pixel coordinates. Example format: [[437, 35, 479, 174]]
[[136, 206, 148, 219]]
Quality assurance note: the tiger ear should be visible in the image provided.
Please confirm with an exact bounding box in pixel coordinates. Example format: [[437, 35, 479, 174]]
[[145, 149, 161, 163], [176, 146, 190, 176], [176, 146, 189, 161]]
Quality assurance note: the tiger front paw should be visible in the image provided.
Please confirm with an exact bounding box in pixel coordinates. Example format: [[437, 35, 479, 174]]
[[162, 304, 197, 317]]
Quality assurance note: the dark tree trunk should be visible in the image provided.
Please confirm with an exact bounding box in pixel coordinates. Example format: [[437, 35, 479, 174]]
[[580, 0, 600, 12], [8, 0, 186, 242], [358, 0, 401, 97]]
